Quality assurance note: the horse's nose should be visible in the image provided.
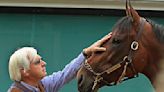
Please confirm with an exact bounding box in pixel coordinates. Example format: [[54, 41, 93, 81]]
[[78, 73, 91, 92], [77, 69, 94, 92]]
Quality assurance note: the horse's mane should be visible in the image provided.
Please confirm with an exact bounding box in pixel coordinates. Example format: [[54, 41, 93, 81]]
[[112, 16, 164, 43], [147, 19, 164, 43]]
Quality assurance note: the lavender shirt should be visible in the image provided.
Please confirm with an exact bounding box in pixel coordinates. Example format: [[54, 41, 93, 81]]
[[19, 53, 85, 92]]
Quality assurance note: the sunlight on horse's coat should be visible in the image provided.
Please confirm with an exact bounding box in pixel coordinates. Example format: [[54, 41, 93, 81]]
[[155, 58, 164, 92]]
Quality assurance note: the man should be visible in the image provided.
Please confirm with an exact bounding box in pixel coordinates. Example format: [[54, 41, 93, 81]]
[[8, 33, 112, 92]]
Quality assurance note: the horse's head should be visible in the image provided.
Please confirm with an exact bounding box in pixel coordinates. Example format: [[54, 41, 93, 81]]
[[77, 0, 158, 92]]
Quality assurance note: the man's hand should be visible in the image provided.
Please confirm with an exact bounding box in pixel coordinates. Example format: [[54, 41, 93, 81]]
[[83, 32, 112, 58]]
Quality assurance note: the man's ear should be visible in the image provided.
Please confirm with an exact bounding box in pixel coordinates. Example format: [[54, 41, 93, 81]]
[[21, 69, 29, 76]]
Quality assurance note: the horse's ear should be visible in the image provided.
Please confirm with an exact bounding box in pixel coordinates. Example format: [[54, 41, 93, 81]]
[[126, 0, 131, 16], [126, 0, 140, 26], [130, 4, 140, 26]]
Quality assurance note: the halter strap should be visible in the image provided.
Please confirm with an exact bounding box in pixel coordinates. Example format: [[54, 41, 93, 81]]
[[117, 18, 146, 83]]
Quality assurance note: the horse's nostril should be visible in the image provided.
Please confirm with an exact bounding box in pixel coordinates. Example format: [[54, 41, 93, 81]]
[[78, 74, 83, 86]]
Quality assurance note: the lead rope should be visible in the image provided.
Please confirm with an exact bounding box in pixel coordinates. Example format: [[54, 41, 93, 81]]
[[92, 75, 103, 90], [91, 63, 123, 90], [84, 60, 122, 91], [116, 62, 129, 84]]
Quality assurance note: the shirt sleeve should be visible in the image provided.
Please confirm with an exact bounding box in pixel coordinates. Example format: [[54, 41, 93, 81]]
[[41, 52, 85, 92]]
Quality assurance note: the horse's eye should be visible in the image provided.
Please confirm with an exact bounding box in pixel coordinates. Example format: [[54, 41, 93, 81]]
[[112, 38, 121, 44]]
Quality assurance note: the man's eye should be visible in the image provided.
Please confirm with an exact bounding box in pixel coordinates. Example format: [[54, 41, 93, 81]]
[[34, 60, 41, 65]]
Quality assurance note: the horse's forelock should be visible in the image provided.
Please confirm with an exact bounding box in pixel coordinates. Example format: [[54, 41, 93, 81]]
[[112, 16, 133, 33]]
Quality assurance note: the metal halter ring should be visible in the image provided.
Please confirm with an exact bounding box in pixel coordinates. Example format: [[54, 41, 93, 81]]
[[131, 41, 139, 51], [123, 56, 132, 63]]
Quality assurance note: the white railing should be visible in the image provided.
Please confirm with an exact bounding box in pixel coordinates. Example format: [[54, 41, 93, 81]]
[[0, 0, 163, 11]]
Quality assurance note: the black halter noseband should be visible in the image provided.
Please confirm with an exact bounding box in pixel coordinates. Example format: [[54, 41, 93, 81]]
[[84, 17, 146, 90]]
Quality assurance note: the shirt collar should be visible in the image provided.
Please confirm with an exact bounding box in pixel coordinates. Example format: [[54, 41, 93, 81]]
[[20, 81, 40, 92]]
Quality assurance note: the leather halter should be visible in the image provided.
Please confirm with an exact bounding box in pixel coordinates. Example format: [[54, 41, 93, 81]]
[[84, 18, 146, 90]]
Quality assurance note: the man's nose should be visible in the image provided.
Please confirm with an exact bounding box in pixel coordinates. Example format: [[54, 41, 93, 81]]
[[41, 60, 46, 65]]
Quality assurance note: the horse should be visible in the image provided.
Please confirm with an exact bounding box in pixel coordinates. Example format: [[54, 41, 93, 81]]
[[77, 0, 164, 92]]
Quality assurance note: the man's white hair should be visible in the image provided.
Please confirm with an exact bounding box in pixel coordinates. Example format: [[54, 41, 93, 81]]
[[9, 47, 37, 81]]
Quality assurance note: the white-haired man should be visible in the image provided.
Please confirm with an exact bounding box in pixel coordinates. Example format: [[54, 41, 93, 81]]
[[7, 33, 111, 92]]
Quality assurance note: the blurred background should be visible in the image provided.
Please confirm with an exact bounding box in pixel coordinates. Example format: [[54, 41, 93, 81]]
[[0, 0, 164, 92]]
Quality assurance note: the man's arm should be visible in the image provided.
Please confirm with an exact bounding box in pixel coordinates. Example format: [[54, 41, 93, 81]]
[[41, 33, 112, 92]]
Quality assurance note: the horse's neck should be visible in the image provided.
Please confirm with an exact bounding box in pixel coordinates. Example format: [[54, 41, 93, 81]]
[[143, 52, 160, 80], [142, 48, 163, 88], [141, 30, 164, 86]]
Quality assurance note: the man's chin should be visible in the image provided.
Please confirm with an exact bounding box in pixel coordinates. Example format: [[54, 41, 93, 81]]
[[43, 72, 47, 76], [41, 73, 47, 79]]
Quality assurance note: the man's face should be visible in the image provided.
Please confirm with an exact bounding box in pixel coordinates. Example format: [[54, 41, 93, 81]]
[[28, 54, 47, 80]]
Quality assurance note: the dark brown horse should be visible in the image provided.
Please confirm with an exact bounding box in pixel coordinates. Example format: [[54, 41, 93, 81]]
[[77, 0, 164, 92]]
